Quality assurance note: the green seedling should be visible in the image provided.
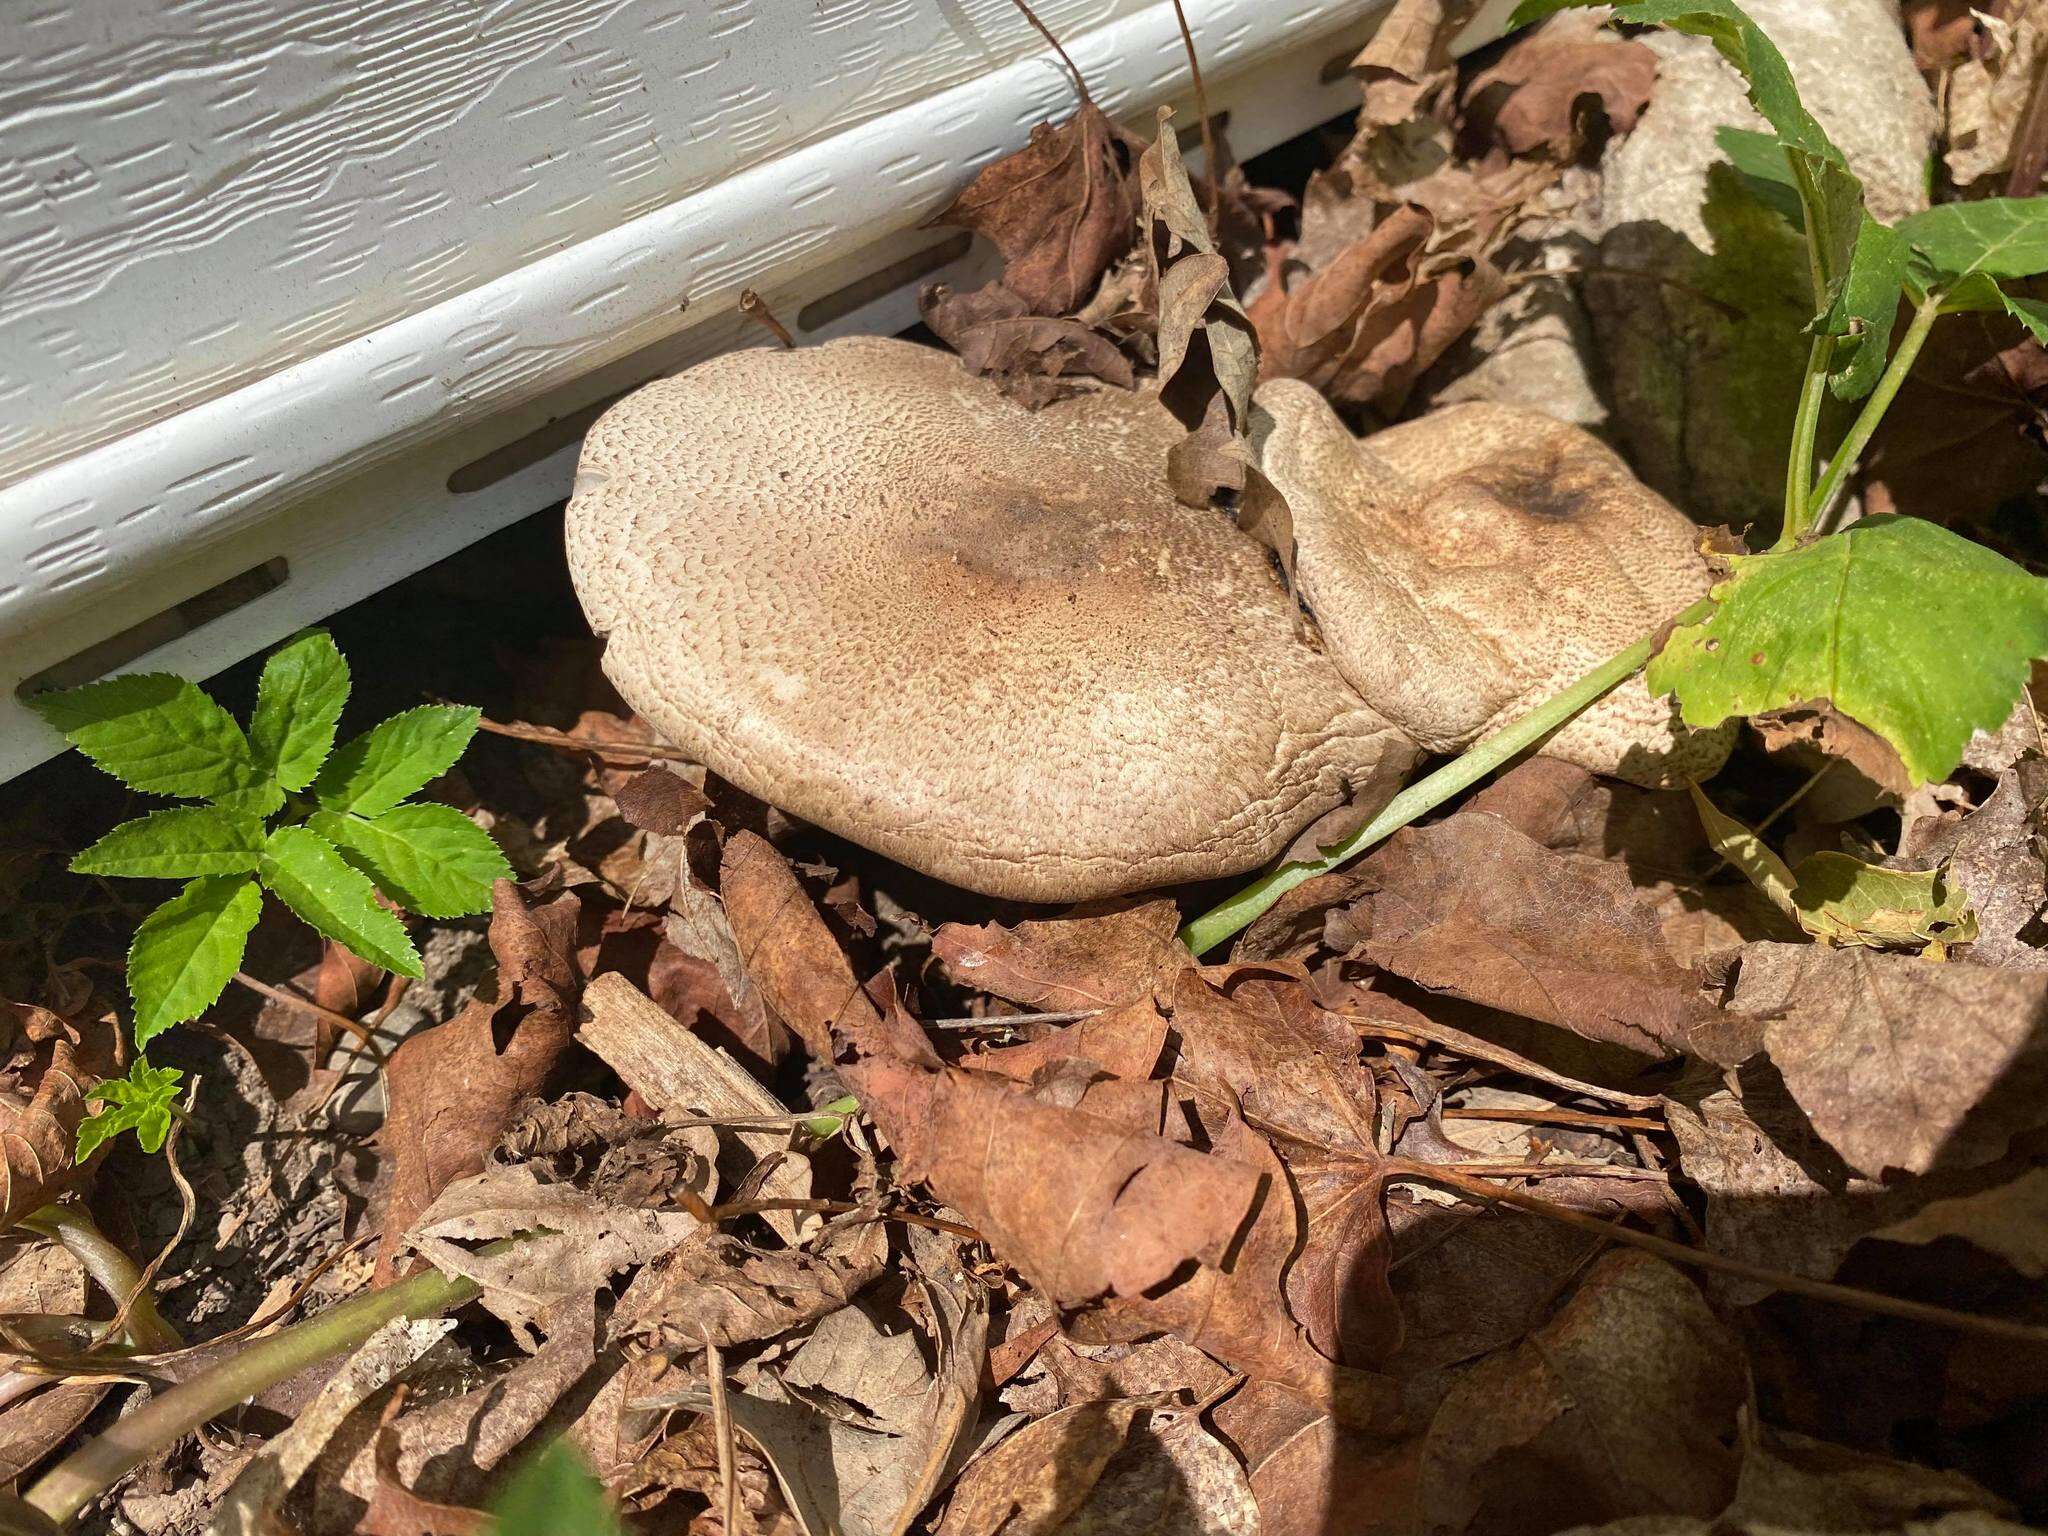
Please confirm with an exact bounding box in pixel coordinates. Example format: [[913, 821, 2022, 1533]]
[[1184, 0, 2048, 954], [487, 1439, 626, 1536], [31, 630, 508, 1155]]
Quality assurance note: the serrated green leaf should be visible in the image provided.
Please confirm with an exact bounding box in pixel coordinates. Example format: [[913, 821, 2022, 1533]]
[[76, 1059, 184, 1161], [72, 807, 266, 880], [311, 704, 480, 817], [1816, 216, 1908, 401], [1900, 197, 2048, 290], [1517, 0, 1863, 305], [27, 673, 265, 802], [128, 876, 263, 1046], [1688, 784, 1977, 953], [1649, 517, 2048, 785], [258, 825, 421, 977], [1936, 270, 2048, 344], [487, 1441, 624, 1536], [308, 804, 509, 918], [250, 630, 351, 791]]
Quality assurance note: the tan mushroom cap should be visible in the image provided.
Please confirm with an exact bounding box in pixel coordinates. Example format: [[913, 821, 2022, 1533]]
[[1255, 384, 1735, 785], [566, 337, 1416, 902]]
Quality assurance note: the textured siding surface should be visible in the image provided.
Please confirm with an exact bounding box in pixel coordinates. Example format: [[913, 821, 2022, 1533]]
[[0, 0, 1386, 780]]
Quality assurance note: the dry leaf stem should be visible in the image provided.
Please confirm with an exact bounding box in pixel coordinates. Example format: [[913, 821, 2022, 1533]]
[[17, 1206, 178, 1355], [1406, 1163, 2048, 1347]]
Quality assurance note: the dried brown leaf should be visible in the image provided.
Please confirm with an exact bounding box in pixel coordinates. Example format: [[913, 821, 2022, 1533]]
[[1734, 942, 2048, 1178], [1211, 1380, 1424, 1536], [936, 1396, 1155, 1536], [375, 881, 581, 1281], [1459, 17, 1658, 160], [1418, 1252, 1742, 1532], [1875, 1165, 2048, 1278], [845, 1055, 1260, 1305], [920, 281, 1134, 407], [613, 766, 712, 836], [1349, 812, 1730, 1059], [1056, 1413, 1260, 1536], [613, 1222, 888, 1354], [929, 103, 1146, 317], [932, 898, 1188, 1011], [1352, 0, 1486, 129]]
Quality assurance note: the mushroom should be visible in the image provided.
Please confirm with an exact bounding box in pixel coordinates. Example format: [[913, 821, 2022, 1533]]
[[1255, 384, 1735, 785], [565, 337, 1417, 902]]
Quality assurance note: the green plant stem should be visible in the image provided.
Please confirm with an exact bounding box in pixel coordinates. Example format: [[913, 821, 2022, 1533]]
[[26, 1264, 479, 1526], [1806, 293, 1942, 528], [1778, 334, 1836, 547], [18, 1207, 179, 1355], [1180, 596, 1717, 956]]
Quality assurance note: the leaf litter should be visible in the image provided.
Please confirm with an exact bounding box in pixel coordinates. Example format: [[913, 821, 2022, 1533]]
[[7, 5, 2048, 1534]]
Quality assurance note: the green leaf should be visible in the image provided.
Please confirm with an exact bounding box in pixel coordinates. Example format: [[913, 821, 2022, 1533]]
[[1687, 785, 1977, 953], [72, 807, 266, 880], [1935, 271, 2048, 344], [1717, 126, 1804, 226], [1899, 197, 2048, 287], [258, 825, 422, 977], [249, 630, 351, 791], [487, 1441, 624, 1536], [1648, 517, 2048, 785], [27, 673, 266, 803], [308, 804, 510, 918], [312, 704, 481, 817], [1815, 216, 1908, 401], [76, 1059, 184, 1161], [127, 876, 263, 1046]]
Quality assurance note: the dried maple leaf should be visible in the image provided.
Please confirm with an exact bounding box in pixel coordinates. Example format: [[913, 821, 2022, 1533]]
[[932, 898, 1189, 1012], [1733, 942, 2048, 1178], [1345, 812, 1729, 1059], [374, 881, 581, 1281], [928, 103, 1146, 317]]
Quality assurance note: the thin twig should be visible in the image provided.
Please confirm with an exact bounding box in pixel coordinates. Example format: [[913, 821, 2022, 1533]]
[[738, 289, 795, 348], [711, 1196, 982, 1242], [1345, 1010, 1661, 1111], [471, 713, 696, 762], [1003, 0, 1093, 105], [926, 1008, 1102, 1031], [705, 1332, 737, 1536], [1167, 0, 1220, 221], [1442, 1106, 1663, 1133], [1404, 1164, 2048, 1346], [1391, 1158, 1667, 1183], [233, 972, 387, 1068]]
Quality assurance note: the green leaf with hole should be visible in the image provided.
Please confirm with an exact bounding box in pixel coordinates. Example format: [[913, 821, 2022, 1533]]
[[1688, 784, 1978, 953], [488, 1441, 624, 1536], [27, 673, 267, 803], [1650, 518, 2048, 785], [309, 804, 509, 918], [76, 1059, 184, 1161], [258, 825, 421, 977], [72, 807, 267, 880], [250, 629, 351, 791], [128, 875, 263, 1046], [1815, 215, 1909, 400], [312, 704, 480, 817]]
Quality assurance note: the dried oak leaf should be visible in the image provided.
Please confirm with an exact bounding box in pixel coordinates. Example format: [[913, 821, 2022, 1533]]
[[920, 281, 1134, 407], [1249, 206, 1504, 417], [1347, 811, 1731, 1059], [612, 1220, 888, 1354], [932, 898, 1189, 1012], [1418, 1251, 1742, 1533], [374, 881, 581, 1281], [1458, 14, 1657, 161], [845, 1055, 1260, 1306], [929, 103, 1146, 317], [1734, 942, 2048, 1178]]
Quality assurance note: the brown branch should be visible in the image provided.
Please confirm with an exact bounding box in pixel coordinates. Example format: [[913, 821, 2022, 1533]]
[[232, 972, 387, 1069], [738, 289, 795, 348], [1167, 0, 1220, 223], [1004, 0, 1093, 106], [469, 713, 696, 763]]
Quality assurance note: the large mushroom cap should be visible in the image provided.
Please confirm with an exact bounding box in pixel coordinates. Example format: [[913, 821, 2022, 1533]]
[[566, 337, 1414, 902], [1255, 385, 1735, 785]]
